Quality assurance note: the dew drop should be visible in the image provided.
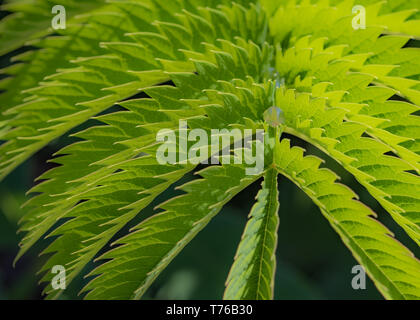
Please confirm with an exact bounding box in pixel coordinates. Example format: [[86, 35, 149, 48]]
[[263, 106, 285, 127]]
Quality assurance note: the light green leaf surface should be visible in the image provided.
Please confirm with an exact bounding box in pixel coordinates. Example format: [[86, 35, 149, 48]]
[[1, 0, 419, 300], [274, 139, 420, 300], [224, 168, 279, 300]]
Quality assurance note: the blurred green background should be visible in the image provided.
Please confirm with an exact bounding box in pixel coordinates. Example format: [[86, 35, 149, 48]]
[[1, 1, 419, 300]]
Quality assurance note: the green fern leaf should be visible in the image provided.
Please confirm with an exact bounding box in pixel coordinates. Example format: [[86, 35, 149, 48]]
[[274, 138, 420, 299], [1, 0, 419, 300], [82, 162, 261, 299], [224, 167, 279, 300]]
